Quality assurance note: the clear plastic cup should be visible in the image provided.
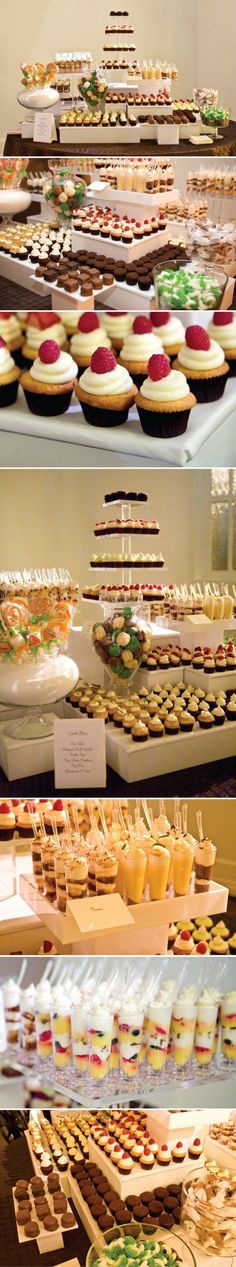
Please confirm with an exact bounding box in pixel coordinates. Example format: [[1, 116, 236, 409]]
[[173, 840, 194, 896], [31, 835, 44, 891], [65, 854, 88, 900], [87, 1006, 113, 1081], [148, 846, 170, 899], [95, 852, 118, 895], [123, 849, 147, 903], [42, 840, 57, 903], [172, 998, 197, 1067], [55, 850, 67, 911], [146, 1001, 172, 1069], [194, 1000, 218, 1066], [51, 995, 71, 1069], [221, 994, 236, 1061], [118, 1004, 144, 1077], [71, 1004, 88, 1073]]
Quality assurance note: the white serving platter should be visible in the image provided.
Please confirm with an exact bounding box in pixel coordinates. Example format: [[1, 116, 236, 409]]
[[71, 226, 168, 261]]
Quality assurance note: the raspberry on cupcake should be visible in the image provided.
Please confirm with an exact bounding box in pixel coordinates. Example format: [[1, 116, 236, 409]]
[[71, 313, 111, 375], [75, 346, 137, 426], [119, 315, 161, 387], [173, 324, 229, 402], [20, 339, 78, 416], [136, 353, 196, 438]]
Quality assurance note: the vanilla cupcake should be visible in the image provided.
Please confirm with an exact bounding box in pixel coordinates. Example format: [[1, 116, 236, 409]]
[[22, 314, 68, 364], [0, 312, 24, 366], [100, 311, 133, 350], [0, 338, 20, 406], [151, 311, 185, 356], [71, 313, 111, 375], [208, 311, 236, 377], [76, 346, 137, 426], [136, 353, 196, 438], [21, 339, 78, 416], [173, 324, 229, 402], [119, 315, 162, 387]]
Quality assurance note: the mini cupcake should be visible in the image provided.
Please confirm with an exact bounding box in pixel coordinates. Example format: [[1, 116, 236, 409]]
[[226, 697, 236, 721], [140, 1147, 155, 1169], [71, 313, 111, 375], [150, 311, 185, 357], [179, 710, 194, 732], [76, 346, 137, 426], [0, 339, 20, 407], [22, 313, 68, 364], [192, 940, 209, 955], [131, 721, 149, 742], [21, 339, 78, 417], [119, 315, 162, 388], [209, 936, 229, 955], [100, 312, 133, 350], [229, 934, 236, 955], [208, 311, 236, 377], [0, 312, 24, 367], [173, 930, 195, 955], [136, 353, 196, 438], [188, 1138, 202, 1159], [171, 1142, 186, 1163], [198, 710, 214, 729], [157, 1145, 171, 1166], [173, 325, 229, 403]]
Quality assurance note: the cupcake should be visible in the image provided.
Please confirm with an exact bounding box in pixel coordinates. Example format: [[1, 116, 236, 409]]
[[71, 313, 111, 375], [0, 801, 15, 840], [136, 354, 196, 438], [173, 930, 195, 955], [188, 1138, 202, 1159], [100, 311, 133, 350], [0, 339, 20, 407], [22, 313, 68, 364], [21, 339, 78, 417], [119, 315, 161, 387], [150, 312, 185, 357], [61, 312, 83, 336], [75, 346, 137, 426], [140, 1147, 155, 1169], [209, 936, 229, 956], [173, 325, 229, 403], [228, 934, 236, 955], [171, 1142, 186, 1163], [157, 1145, 171, 1166], [208, 311, 236, 377], [0, 312, 24, 367]]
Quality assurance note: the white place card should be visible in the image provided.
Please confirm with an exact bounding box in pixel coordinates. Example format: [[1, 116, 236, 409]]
[[54, 718, 106, 788], [67, 892, 134, 934], [185, 614, 211, 626], [33, 111, 56, 143]]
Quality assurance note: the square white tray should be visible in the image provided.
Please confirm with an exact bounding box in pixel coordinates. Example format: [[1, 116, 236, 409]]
[[71, 227, 168, 262], [59, 124, 140, 144], [105, 717, 236, 781]]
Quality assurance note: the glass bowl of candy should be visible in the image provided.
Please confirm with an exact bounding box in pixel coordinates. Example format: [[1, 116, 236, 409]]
[[0, 569, 79, 665], [91, 604, 151, 695], [185, 218, 236, 269], [86, 1226, 197, 1267], [153, 258, 228, 309], [193, 87, 218, 111], [200, 106, 231, 132], [181, 1165, 236, 1261], [43, 164, 86, 224]]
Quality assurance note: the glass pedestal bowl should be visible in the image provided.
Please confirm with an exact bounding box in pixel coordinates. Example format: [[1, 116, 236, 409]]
[[91, 602, 151, 700], [86, 1223, 197, 1267], [154, 257, 228, 309], [0, 579, 79, 738]]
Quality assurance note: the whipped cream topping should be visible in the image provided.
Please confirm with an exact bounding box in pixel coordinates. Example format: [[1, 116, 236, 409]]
[[80, 363, 133, 396], [121, 331, 161, 361], [208, 318, 236, 349], [140, 367, 189, 403], [30, 350, 78, 386], [154, 317, 185, 347], [71, 328, 111, 357], [0, 315, 21, 341], [0, 345, 16, 376], [61, 313, 83, 331], [101, 313, 133, 339], [178, 339, 225, 372], [26, 322, 65, 350]]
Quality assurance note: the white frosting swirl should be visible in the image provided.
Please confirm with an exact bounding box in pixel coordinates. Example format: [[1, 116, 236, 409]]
[[71, 329, 111, 357], [120, 332, 161, 361], [0, 345, 16, 375], [208, 318, 236, 350], [154, 317, 185, 348], [25, 322, 65, 350], [140, 368, 189, 403], [178, 338, 225, 372], [30, 350, 78, 386], [0, 315, 21, 341], [101, 314, 133, 339], [80, 363, 134, 396]]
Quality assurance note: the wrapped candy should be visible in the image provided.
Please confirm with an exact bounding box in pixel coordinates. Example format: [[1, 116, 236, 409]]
[[0, 570, 79, 663], [20, 62, 58, 88], [0, 158, 29, 189]]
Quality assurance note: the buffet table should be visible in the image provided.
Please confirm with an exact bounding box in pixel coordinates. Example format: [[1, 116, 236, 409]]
[[4, 122, 236, 156]]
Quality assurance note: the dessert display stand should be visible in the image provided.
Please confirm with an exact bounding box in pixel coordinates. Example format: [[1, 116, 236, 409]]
[[12, 1185, 70, 1254], [88, 1139, 203, 1199], [86, 180, 180, 219], [25, 1128, 71, 1196], [71, 225, 169, 261], [0, 249, 51, 294], [105, 717, 236, 782], [59, 124, 141, 145], [19, 869, 228, 957]]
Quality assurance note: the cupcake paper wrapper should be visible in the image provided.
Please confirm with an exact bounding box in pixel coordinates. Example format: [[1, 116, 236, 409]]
[[173, 357, 229, 404]]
